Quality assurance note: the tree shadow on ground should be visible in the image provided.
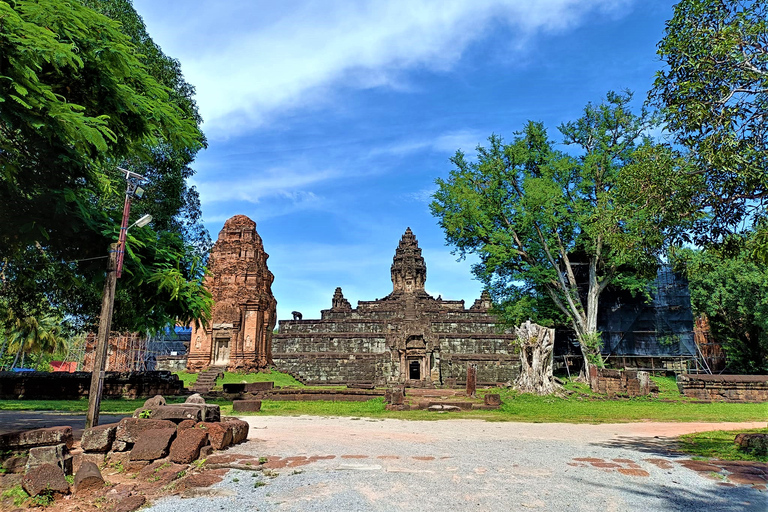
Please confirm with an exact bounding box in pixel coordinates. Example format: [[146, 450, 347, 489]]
[[569, 475, 765, 511], [588, 435, 684, 457]]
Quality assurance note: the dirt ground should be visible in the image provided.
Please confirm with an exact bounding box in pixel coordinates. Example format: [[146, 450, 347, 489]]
[[2, 417, 766, 512]]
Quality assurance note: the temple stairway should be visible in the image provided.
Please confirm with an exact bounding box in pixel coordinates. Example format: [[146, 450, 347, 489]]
[[191, 366, 226, 394]]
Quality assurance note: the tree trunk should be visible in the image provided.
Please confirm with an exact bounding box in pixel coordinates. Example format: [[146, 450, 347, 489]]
[[514, 320, 557, 395], [10, 345, 22, 370]]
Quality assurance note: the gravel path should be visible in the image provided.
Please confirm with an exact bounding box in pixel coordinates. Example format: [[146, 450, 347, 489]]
[[148, 416, 767, 512]]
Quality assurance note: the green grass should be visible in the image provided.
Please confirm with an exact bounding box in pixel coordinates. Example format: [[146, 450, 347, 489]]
[[173, 370, 304, 390], [0, 375, 765, 424], [216, 370, 304, 388], [678, 428, 768, 462]]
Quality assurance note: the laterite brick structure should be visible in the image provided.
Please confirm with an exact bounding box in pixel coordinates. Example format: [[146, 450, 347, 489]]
[[187, 215, 277, 372]]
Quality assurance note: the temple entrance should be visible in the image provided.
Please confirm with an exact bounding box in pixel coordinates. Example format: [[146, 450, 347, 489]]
[[409, 359, 421, 380], [213, 338, 230, 365]]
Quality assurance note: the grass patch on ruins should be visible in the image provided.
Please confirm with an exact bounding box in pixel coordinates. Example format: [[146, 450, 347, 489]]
[[173, 370, 304, 390], [677, 428, 768, 462]]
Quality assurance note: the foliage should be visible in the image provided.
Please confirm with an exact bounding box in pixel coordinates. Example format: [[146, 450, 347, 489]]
[[678, 428, 768, 463], [0, 0, 210, 334], [672, 243, 768, 374], [1, 485, 28, 507], [431, 92, 693, 367], [651, 0, 768, 248]]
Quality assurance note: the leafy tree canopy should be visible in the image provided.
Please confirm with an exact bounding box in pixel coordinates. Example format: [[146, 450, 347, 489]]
[[431, 92, 698, 368], [651, 0, 768, 248], [673, 238, 768, 374], [0, 0, 211, 333]]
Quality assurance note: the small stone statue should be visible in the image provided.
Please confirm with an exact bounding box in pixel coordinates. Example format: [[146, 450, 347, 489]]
[[292, 311, 303, 321]]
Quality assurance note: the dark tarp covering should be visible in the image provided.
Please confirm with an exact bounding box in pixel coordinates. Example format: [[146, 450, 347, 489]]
[[598, 267, 696, 357], [554, 266, 696, 357]]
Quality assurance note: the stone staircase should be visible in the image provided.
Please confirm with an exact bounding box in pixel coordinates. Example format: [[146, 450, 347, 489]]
[[191, 366, 226, 394]]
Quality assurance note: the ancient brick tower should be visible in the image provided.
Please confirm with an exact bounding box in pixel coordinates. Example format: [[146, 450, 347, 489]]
[[187, 215, 277, 372]]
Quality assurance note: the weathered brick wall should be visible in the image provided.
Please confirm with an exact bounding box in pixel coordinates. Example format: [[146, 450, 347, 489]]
[[0, 371, 184, 399], [677, 374, 768, 402], [272, 334, 387, 353], [439, 355, 520, 385], [588, 368, 654, 397], [272, 353, 392, 385]]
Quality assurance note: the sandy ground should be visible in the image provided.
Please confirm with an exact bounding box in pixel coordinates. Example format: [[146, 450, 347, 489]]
[[145, 416, 767, 512]]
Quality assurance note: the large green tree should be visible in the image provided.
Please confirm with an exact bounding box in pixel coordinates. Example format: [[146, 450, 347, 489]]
[[431, 92, 697, 369], [651, 0, 768, 248], [673, 241, 768, 374], [0, 0, 210, 333]]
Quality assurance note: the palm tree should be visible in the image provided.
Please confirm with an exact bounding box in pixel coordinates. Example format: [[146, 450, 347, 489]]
[[3, 312, 64, 370]]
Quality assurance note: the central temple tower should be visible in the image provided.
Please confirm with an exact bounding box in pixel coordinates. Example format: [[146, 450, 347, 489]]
[[389, 227, 427, 296]]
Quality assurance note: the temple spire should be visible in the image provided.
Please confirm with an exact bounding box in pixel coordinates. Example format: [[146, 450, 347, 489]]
[[390, 228, 426, 294]]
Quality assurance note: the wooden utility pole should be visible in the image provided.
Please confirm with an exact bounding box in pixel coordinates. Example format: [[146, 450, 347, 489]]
[[85, 245, 118, 429]]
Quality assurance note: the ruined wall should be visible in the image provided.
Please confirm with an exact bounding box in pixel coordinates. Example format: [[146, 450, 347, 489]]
[[677, 374, 768, 402], [0, 371, 184, 399]]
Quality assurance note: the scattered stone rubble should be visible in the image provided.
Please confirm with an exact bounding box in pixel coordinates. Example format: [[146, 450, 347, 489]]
[[383, 387, 502, 411], [0, 394, 251, 511]]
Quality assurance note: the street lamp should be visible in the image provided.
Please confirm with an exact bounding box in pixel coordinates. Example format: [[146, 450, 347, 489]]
[[85, 169, 151, 429]]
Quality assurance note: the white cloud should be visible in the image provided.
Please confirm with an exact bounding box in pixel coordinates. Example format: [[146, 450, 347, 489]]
[[135, 0, 634, 138], [192, 166, 339, 205]]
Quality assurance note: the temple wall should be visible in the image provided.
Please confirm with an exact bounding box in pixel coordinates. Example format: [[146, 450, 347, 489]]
[[439, 355, 520, 385], [273, 334, 387, 353], [272, 353, 392, 385]]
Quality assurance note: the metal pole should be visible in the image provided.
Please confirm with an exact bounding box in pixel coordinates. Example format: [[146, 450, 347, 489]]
[[85, 245, 118, 429], [115, 192, 132, 278]]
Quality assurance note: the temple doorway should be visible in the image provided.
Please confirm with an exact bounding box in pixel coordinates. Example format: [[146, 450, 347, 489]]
[[213, 338, 230, 366], [409, 359, 421, 380]]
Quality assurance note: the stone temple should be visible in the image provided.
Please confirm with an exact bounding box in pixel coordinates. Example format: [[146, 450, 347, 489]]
[[187, 215, 277, 372], [272, 228, 519, 386]]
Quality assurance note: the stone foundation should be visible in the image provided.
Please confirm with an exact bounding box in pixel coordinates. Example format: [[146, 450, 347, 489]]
[[0, 371, 184, 399], [155, 356, 188, 372], [588, 367, 656, 397], [677, 374, 768, 402]]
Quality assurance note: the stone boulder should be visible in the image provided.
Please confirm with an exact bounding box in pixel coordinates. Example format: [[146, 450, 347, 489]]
[[196, 422, 232, 450], [233, 400, 262, 412], [116, 418, 175, 445], [143, 394, 166, 409], [0, 426, 73, 450], [129, 427, 176, 461], [111, 495, 146, 512], [74, 461, 104, 494], [222, 418, 249, 444], [72, 452, 106, 474], [169, 427, 208, 464], [133, 405, 202, 422], [185, 393, 205, 404], [81, 423, 117, 453], [22, 463, 70, 496], [177, 419, 197, 431], [26, 443, 72, 475], [2, 454, 28, 474], [735, 433, 768, 455]]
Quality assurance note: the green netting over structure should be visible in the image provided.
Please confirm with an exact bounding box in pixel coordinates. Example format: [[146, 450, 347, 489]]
[[597, 266, 696, 357]]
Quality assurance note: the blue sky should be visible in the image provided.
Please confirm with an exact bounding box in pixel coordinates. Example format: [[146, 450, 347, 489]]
[[133, 0, 676, 321]]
